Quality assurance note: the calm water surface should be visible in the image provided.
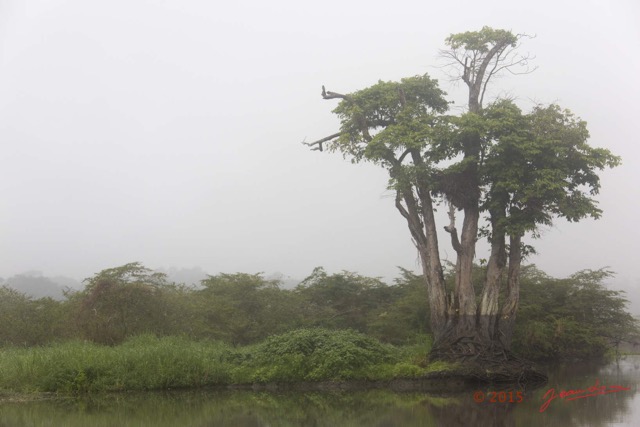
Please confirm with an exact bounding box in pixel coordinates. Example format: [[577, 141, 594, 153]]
[[2, 356, 638, 426]]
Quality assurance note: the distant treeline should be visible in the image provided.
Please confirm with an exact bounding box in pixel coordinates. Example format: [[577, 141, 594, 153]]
[[0, 262, 638, 361]]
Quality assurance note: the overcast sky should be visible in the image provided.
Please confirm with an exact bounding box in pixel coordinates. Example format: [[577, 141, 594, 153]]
[[1, 0, 638, 306]]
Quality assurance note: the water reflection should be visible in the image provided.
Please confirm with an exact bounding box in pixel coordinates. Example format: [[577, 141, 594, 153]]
[[1, 356, 638, 427]]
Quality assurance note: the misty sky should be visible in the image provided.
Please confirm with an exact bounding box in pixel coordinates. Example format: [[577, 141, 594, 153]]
[[1, 1, 639, 306]]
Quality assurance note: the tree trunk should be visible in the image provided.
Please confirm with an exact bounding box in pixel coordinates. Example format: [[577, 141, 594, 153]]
[[406, 31, 544, 383], [394, 181, 448, 341], [421, 199, 448, 339], [425, 145, 541, 382], [478, 212, 507, 342], [443, 204, 480, 340], [498, 234, 522, 349]]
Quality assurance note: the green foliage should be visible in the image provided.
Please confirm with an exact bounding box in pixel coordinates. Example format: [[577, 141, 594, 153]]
[[296, 267, 393, 334], [481, 101, 620, 236], [198, 273, 303, 345], [0, 331, 452, 394], [244, 328, 398, 382], [1, 257, 636, 394], [445, 26, 518, 52], [329, 75, 448, 165], [366, 269, 431, 344], [69, 263, 174, 345], [1, 261, 635, 369], [0, 335, 237, 393], [512, 266, 639, 361], [322, 37, 618, 249], [0, 287, 67, 346], [83, 262, 168, 290]]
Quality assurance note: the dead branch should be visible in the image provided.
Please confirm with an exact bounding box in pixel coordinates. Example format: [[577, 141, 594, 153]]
[[322, 85, 351, 101], [301, 132, 342, 152]]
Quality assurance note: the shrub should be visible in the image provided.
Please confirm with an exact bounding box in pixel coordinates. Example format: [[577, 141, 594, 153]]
[[243, 328, 399, 382]]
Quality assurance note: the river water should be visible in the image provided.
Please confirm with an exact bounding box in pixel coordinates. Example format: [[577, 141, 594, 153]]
[[1, 356, 638, 426]]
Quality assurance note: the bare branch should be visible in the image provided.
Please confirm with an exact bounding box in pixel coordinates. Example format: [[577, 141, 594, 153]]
[[480, 50, 504, 108], [507, 65, 538, 75], [303, 86, 359, 152], [439, 32, 537, 111], [321, 85, 351, 101], [438, 49, 467, 68], [490, 52, 536, 75], [302, 132, 342, 152]]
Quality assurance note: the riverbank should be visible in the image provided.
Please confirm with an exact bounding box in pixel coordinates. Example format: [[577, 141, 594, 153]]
[[0, 330, 546, 399], [4, 356, 639, 427], [0, 374, 497, 404]]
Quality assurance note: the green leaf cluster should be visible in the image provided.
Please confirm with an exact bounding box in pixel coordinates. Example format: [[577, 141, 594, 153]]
[[512, 266, 639, 360], [196, 273, 302, 345], [67, 263, 177, 345], [330, 75, 448, 164], [445, 26, 518, 52], [481, 101, 620, 236], [245, 328, 397, 382], [0, 287, 67, 346]]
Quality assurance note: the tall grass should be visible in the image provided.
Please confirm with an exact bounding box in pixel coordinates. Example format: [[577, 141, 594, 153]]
[[0, 335, 235, 393], [0, 330, 452, 394]]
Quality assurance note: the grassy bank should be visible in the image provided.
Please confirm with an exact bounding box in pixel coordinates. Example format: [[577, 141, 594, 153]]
[[0, 329, 455, 394]]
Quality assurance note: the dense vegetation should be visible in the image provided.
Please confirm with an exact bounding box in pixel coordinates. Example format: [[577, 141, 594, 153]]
[[0, 263, 636, 394], [1, 263, 637, 363], [512, 267, 639, 360], [0, 329, 444, 393]]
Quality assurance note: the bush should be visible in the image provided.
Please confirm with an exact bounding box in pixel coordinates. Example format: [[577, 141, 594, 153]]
[[512, 266, 638, 361], [242, 328, 399, 382], [0, 287, 67, 346]]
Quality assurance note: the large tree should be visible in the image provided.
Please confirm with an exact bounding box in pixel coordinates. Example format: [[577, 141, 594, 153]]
[[306, 27, 619, 378]]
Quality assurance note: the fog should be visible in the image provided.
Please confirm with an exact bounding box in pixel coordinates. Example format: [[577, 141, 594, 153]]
[[1, 1, 638, 309]]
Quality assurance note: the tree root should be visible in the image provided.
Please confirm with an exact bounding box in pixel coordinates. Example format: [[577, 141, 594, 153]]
[[429, 335, 547, 388]]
